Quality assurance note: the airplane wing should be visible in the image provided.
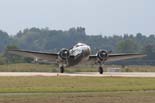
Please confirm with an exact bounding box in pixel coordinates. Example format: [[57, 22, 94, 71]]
[[89, 53, 146, 63], [8, 49, 58, 62], [106, 53, 146, 62]]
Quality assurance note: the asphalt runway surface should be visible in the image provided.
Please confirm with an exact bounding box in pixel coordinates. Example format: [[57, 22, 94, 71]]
[[0, 72, 155, 77]]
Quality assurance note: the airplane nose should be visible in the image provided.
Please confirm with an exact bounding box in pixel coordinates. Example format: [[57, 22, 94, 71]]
[[87, 46, 91, 55]]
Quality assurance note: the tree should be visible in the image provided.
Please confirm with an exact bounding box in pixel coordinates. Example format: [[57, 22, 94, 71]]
[[0, 30, 10, 52], [143, 45, 155, 60], [0, 54, 6, 65], [117, 39, 138, 53]]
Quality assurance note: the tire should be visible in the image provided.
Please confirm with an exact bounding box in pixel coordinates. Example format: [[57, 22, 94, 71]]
[[60, 66, 64, 73], [98, 66, 103, 74]]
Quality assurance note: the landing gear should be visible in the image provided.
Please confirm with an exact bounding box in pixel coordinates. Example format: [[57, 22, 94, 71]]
[[98, 66, 103, 74], [60, 66, 64, 73]]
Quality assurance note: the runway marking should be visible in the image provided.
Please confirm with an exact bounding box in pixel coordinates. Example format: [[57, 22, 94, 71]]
[[0, 72, 155, 77]]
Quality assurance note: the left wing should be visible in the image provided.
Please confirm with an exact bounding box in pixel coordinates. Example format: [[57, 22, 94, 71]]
[[8, 49, 58, 62], [89, 53, 146, 63], [106, 53, 146, 62]]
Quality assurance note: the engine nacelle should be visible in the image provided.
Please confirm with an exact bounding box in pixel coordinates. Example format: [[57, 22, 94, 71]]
[[59, 48, 70, 60], [97, 50, 108, 61]]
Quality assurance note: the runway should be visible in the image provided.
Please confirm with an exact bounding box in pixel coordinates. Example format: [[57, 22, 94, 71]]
[[0, 72, 155, 77]]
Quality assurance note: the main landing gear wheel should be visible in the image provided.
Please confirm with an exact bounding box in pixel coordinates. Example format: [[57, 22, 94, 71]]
[[60, 66, 64, 73], [98, 66, 103, 74]]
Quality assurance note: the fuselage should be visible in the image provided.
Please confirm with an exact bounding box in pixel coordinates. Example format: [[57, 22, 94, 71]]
[[67, 43, 91, 66]]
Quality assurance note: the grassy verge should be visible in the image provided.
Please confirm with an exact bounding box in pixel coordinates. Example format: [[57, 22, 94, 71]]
[[121, 65, 155, 72], [0, 63, 155, 72], [0, 91, 155, 103], [0, 63, 57, 72], [0, 77, 155, 93], [0, 76, 154, 103]]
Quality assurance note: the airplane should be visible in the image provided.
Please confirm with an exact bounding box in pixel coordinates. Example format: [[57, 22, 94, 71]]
[[8, 43, 146, 74]]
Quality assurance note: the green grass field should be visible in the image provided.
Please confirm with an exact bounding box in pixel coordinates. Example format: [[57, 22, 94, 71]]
[[0, 92, 155, 103], [0, 77, 155, 93], [0, 77, 154, 103]]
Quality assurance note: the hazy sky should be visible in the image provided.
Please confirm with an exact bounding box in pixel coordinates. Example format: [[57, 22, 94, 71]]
[[0, 0, 155, 36]]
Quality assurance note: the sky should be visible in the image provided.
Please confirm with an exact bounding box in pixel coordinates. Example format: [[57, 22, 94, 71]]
[[0, 0, 155, 36]]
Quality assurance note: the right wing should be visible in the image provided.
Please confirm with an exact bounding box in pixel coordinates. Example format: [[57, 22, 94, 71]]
[[8, 49, 58, 62]]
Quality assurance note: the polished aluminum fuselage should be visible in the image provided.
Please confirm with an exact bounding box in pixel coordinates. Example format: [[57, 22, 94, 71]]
[[67, 43, 91, 66]]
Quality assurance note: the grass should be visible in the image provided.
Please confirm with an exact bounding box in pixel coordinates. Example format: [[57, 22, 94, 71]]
[[0, 92, 155, 103], [0, 77, 155, 93], [121, 65, 155, 72], [0, 75, 154, 102], [0, 63, 155, 72], [0, 63, 57, 72]]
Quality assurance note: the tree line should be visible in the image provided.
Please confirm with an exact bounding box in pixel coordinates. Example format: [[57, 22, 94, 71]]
[[0, 27, 155, 65]]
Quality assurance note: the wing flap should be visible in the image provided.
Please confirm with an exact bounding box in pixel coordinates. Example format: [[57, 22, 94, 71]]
[[8, 49, 58, 62]]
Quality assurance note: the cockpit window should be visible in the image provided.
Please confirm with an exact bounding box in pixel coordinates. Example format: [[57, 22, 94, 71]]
[[75, 44, 81, 47], [75, 43, 84, 47]]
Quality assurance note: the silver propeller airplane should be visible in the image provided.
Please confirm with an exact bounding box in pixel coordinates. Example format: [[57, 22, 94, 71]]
[[8, 43, 145, 74]]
